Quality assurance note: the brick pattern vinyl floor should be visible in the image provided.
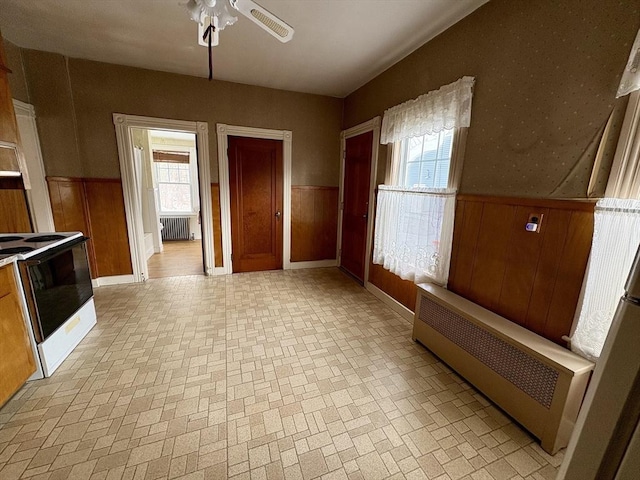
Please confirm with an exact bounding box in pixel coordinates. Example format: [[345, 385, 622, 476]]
[[0, 268, 564, 480]]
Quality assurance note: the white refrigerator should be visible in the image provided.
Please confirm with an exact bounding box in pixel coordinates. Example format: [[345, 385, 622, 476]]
[[558, 245, 640, 479]]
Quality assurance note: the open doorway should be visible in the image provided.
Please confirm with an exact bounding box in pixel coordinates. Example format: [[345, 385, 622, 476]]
[[131, 128, 203, 278], [113, 114, 215, 282]]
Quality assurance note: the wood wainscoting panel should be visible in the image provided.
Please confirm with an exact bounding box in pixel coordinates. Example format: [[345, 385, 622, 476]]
[[448, 195, 595, 345], [84, 178, 133, 278], [368, 262, 417, 312], [47, 177, 96, 277], [211, 183, 223, 268], [291, 186, 339, 262]]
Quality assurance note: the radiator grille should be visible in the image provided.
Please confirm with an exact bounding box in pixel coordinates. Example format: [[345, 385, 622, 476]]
[[419, 296, 558, 409], [160, 217, 189, 241]]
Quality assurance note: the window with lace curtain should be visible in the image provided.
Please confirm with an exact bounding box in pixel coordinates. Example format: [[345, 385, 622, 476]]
[[373, 77, 474, 286], [570, 84, 640, 361]]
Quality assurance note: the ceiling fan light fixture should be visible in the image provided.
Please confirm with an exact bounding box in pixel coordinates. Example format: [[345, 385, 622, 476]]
[[185, 0, 202, 23]]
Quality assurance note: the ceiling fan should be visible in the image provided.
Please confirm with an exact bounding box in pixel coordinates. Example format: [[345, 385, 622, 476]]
[[185, 0, 294, 48]]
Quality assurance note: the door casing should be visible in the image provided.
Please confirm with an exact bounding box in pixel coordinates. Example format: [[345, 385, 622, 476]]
[[114, 113, 215, 282], [217, 124, 292, 274], [338, 117, 381, 287]]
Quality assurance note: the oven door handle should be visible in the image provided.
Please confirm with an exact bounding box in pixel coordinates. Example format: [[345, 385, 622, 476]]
[[22, 236, 89, 266]]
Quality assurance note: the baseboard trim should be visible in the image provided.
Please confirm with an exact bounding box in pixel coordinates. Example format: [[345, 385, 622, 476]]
[[92, 274, 135, 287], [288, 259, 337, 270], [365, 282, 414, 323]]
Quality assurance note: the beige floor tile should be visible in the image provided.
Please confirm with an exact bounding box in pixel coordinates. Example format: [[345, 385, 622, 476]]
[[0, 269, 564, 480]]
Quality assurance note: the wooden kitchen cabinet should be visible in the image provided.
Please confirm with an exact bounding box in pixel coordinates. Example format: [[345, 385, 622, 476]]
[[0, 33, 20, 146], [0, 263, 36, 408], [0, 32, 32, 232]]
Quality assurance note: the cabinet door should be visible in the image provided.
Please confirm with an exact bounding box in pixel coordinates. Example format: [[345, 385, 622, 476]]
[[0, 271, 36, 407]]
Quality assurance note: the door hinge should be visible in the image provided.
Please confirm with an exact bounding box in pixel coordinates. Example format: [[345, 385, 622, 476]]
[[340, 202, 344, 210], [231, 254, 233, 261]]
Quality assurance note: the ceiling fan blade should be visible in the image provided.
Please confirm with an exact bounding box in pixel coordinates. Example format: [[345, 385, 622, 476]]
[[232, 0, 294, 43], [197, 16, 220, 47]]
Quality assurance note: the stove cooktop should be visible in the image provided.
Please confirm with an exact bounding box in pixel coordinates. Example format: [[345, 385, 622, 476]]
[[0, 232, 83, 260]]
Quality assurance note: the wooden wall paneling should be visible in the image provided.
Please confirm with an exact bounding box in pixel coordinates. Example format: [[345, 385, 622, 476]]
[[0, 189, 31, 233], [291, 186, 338, 262], [47, 177, 89, 232], [211, 183, 223, 268], [524, 210, 572, 337], [47, 177, 97, 277], [448, 195, 595, 345], [83, 179, 132, 278], [448, 200, 484, 296], [291, 187, 313, 261], [495, 206, 550, 324], [466, 203, 516, 309], [544, 211, 594, 344], [368, 262, 417, 311]]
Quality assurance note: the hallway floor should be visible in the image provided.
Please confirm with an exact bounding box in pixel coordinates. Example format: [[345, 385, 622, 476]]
[[147, 240, 203, 279], [0, 269, 563, 479]]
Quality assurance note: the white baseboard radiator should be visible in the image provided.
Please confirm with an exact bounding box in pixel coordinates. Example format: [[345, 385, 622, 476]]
[[160, 217, 189, 241], [413, 283, 594, 454]]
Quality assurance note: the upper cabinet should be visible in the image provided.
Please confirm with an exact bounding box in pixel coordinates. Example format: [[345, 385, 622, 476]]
[[0, 33, 20, 146], [0, 33, 32, 233]]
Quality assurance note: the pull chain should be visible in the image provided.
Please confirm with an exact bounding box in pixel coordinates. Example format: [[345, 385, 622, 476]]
[[202, 18, 216, 81]]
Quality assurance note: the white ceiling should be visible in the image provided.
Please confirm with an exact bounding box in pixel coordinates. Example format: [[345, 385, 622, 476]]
[[0, 0, 488, 98]]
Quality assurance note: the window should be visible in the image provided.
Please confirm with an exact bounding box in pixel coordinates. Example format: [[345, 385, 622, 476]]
[[374, 76, 474, 286], [396, 130, 454, 189], [156, 161, 193, 213]]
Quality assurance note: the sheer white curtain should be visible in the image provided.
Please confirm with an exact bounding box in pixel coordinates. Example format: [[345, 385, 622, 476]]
[[571, 199, 640, 361], [374, 77, 474, 286], [617, 28, 640, 98], [570, 88, 640, 360], [380, 76, 475, 145], [373, 186, 456, 285]]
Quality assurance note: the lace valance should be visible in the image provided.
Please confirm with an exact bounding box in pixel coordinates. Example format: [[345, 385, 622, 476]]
[[380, 76, 475, 145]]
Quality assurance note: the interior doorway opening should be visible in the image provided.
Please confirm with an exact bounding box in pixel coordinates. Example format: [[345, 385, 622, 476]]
[[113, 114, 215, 283], [131, 128, 204, 279]]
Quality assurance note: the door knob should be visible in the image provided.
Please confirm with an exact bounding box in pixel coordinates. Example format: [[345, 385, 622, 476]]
[[275, 211, 281, 220]]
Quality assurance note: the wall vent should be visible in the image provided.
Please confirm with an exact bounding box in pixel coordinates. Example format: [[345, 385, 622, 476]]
[[419, 296, 558, 408], [412, 283, 594, 454]]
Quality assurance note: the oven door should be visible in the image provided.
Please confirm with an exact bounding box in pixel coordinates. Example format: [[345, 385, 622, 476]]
[[20, 237, 93, 343]]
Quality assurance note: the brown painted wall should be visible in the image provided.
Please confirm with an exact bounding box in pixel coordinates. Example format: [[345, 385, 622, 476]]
[[343, 0, 639, 198], [20, 51, 343, 186]]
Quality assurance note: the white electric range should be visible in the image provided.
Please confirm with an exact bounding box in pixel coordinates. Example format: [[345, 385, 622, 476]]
[[0, 232, 97, 378]]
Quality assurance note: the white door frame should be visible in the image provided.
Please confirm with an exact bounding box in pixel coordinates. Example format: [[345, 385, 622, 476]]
[[113, 113, 214, 281], [338, 116, 381, 286], [216, 124, 292, 274], [13, 99, 56, 232]]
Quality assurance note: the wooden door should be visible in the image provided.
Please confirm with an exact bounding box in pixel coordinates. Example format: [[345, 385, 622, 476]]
[[340, 131, 373, 282], [228, 136, 283, 272]]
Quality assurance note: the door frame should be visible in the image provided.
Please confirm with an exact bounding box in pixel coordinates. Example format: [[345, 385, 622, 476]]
[[217, 124, 292, 274], [338, 116, 381, 286], [113, 113, 214, 282]]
